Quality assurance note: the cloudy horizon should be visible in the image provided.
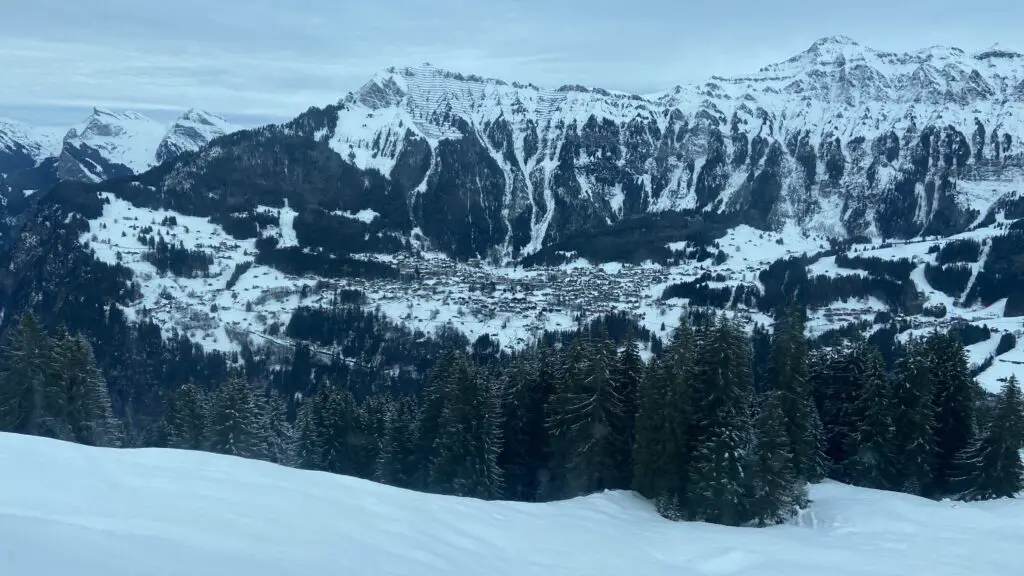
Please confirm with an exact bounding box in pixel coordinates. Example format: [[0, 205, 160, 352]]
[[2, 0, 1021, 127]]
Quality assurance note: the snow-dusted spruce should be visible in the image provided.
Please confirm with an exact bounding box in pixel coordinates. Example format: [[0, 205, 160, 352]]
[[207, 376, 266, 460], [848, 346, 897, 489], [376, 394, 421, 489], [768, 302, 827, 482], [0, 314, 120, 447], [166, 382, 209, 451], [632, 320, 696, 519], [955, 375, 1024, 500], [686, 315, 755, 526], [746, 391, 809, 526], [891, 337, 938, 496]]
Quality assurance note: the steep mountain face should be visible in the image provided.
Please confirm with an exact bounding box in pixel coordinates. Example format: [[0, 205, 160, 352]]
[[139, 36, 1024, 261], [0, 118, 60, 172], [60, 108, 241, 183], [0, 118, 61, 199], [0, 108, 240, 201]]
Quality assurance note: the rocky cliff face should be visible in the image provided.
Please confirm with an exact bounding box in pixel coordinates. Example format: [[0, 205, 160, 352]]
[[146, 37, 1024, 262]]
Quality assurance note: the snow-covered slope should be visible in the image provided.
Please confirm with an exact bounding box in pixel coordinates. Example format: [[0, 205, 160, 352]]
[[60, 107, 242, 182], [1, 108, 243, 194], [0, 117, 61, 165], [63, 108, 169, 178], [156, 109, 241, 165], [0, 432, 1020, 576]]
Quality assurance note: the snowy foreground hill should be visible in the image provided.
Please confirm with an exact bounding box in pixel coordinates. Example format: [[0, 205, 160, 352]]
[[1, 433, 1021, 576]]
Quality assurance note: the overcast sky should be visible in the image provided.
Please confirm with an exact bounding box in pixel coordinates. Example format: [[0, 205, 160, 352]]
[[1, 0, 1020, 127]]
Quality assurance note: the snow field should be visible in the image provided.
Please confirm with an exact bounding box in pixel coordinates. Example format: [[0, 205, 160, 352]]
[[1, 432, 1022, 576]]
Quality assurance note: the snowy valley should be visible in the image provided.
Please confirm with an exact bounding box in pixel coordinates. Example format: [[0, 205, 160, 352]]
[[3, 33, 1024, 576], [80, 186, 1024, 394]]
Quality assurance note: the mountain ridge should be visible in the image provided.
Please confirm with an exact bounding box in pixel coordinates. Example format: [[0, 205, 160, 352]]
[[262, 35, 1024, 260], [0, 107, 242, 199]]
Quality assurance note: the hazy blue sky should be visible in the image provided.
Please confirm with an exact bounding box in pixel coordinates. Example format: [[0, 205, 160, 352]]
[[1, 0, 1020, 126]]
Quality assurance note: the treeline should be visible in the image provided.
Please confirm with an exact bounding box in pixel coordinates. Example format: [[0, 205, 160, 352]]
[[7, 304, 1023, 529], [754, 256, 923, 315], [282, 305, 1023, 511], [965, 230, 1024, 316], [521, 210, 735, 267], [254, 237, 401, 281], [140, 234, 214, 278]]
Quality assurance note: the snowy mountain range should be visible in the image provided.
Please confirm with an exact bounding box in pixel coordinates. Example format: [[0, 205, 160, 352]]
[[79, 35, 1016, 264], [4, 36, 1024, 392], [0, 107, 240, 195]]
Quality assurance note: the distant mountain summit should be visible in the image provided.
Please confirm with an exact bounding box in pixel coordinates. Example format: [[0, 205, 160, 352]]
[[0, 107, 241, 197]]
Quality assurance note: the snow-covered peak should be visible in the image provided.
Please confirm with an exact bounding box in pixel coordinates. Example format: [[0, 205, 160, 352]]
[[0, 117, 61, 164], [48, 107, 246, 182], [157, 109, 241, 163], [63, 108, 168, 174], [700, 36, 1024, 107], [350, 71, 409, 109]]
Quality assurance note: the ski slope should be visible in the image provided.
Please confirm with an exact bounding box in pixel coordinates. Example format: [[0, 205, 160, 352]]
[[0, 433, 1021, 575]]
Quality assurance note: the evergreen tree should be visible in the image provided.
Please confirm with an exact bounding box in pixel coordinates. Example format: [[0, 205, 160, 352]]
[[74, 335, 121, 447], [632, 358, 670, 500], [355, 394, 392, 477], [768, 303, 826, 481], [746, 391, 808, 526], [955, 376, 1024, 501], [429, 355, 504, 498], [376, 395, 421, 489], [633, 319, 695, 520], [545, 332, 627, 498], [848, 346, 896, 489], [818, 340, 868, 478], [167, 382, 208, 451], [317, 385, 362, 476], [41, 332, 120, 447], [39, 328, 75, 441], [295, 391, 324, 470], [687, 315, 754, 526], [891, 338, 936, 496], [498, 351, 550, 501], [417, 348, 458, 489], [543, 338, 586, 500], [0, 314, 52, 436], [259, 391, 296, 466], [207, 377, 266, 460], [927, 331, 976, 496], [612, 334, 643, 487]]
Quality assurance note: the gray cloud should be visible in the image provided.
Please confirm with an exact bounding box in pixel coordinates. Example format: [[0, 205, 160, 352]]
[[1, 0, 1021, 125]]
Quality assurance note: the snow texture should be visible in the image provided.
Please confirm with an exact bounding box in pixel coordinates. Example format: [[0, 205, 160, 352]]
[[0, 432, 1021, 576]]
